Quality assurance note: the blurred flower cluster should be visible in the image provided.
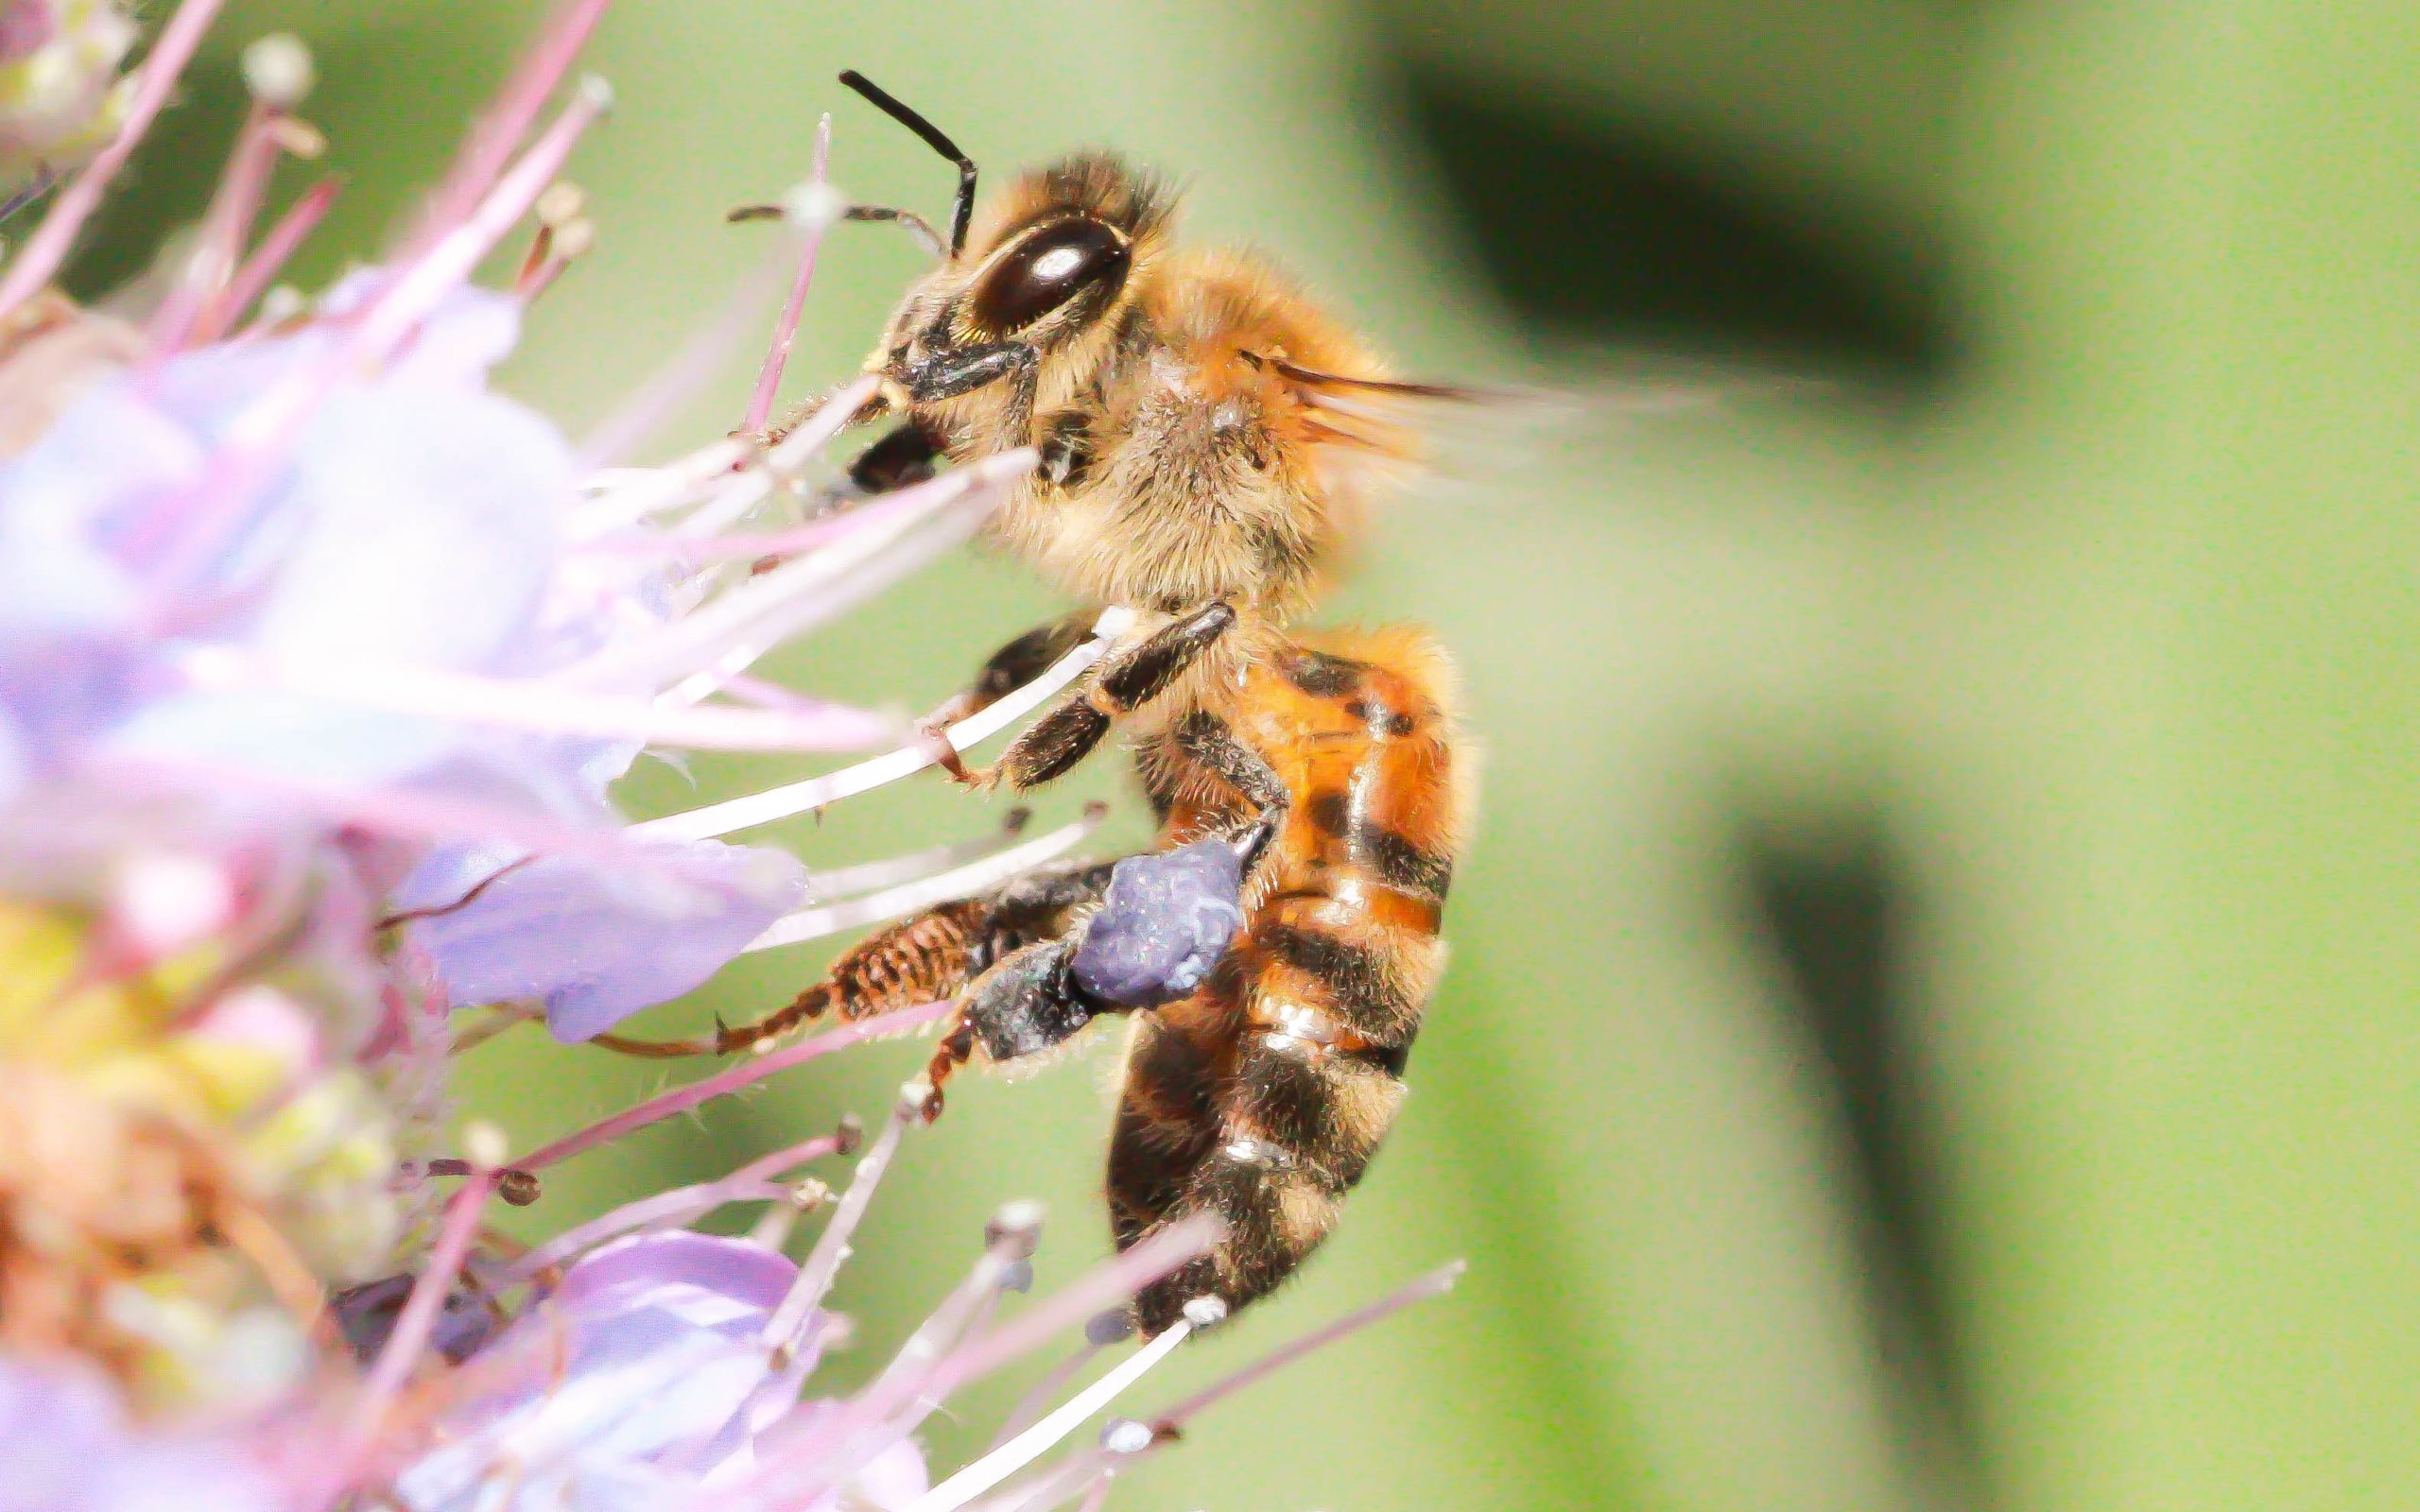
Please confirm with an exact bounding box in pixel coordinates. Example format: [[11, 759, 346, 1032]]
[[0, 0, 135, 190], [0, 2, 1447, 1508]]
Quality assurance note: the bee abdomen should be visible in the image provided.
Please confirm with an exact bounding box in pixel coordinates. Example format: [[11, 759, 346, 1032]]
[[1127, 1138, 1348, 1335], [1115, 908, 1436, 1332], [1113, 626, 1466, 1334]]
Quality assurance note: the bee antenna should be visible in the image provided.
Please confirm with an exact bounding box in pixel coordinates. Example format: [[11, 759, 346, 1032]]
[[838, 69, 977, 259]]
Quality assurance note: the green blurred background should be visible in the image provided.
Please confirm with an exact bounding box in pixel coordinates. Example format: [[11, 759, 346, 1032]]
[[75, 2, 2420, 1508]]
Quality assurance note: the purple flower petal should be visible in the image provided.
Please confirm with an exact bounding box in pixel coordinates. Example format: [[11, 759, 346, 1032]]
[[1071, 838, 1246, 1006], [396, 1233, 807, 1512], [0, 1355, 273, 1512], [0, 277, 575, 797], [403, 834, 806, 1040]]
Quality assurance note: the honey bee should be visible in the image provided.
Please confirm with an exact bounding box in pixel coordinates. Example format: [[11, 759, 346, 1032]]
[[611, 73, 1475, 1333]]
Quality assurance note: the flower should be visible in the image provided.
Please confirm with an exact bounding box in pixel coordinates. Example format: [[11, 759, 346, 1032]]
[[394, 1232, 820, 1512], [0, 1353, 270, 1512]]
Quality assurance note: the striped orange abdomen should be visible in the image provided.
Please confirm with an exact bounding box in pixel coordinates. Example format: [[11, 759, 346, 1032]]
[[1111, 627, 1466, 1332]]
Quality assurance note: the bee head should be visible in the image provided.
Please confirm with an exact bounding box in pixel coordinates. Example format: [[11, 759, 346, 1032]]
[[860, 144, 1173, 418]]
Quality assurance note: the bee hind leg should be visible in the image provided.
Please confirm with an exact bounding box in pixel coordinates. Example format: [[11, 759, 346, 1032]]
[[920, 936, 1114, 1120], [593, 859, 1124, 1061], [590, 895, 1000, 1059], [923, 833, 1256, 1119]]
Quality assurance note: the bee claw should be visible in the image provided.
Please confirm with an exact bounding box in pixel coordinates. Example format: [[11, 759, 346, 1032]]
[[918, 719, 980, 786]]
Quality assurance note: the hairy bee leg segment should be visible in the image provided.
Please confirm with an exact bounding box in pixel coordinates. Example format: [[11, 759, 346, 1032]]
[[959, 602, 1239, 793], [1169, 709, 1290, 868], [918, 935, 1123, 1121], [950, 613, 1102, 721], [920, 611, 1102, 782], [840, 203, 946, 257], [590, 860, 1119, 1059]]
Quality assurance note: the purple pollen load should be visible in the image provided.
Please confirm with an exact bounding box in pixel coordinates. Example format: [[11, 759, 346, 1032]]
[[1071, 838, 1247, 1007]]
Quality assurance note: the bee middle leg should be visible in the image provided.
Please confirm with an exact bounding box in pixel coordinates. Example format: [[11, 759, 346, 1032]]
[[952, 600, 1239, 793]]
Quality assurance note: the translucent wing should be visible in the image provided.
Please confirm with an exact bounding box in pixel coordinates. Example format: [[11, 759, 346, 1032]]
[[1268, 349, 1808, 514]]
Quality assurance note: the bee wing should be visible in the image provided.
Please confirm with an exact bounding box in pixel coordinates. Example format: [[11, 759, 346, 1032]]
[[1263, 356, 1559, 507], [1272, 352, 1818, 508]]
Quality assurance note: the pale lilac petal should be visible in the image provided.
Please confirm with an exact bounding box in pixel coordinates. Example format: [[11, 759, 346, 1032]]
[[0, 384, 183, 637], [243, 383, 565, 669], [0, 1355, 273, 1512], [144, 278, 524, 441], [1, 280, 574, 797], [404, 835, 806, 1040], [396, 1233, 804, 1512]]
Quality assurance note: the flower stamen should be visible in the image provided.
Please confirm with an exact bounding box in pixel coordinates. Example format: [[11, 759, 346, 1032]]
[[740, 113, 835, 438]]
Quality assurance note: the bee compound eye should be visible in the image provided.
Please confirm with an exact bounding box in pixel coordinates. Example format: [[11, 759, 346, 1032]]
[[969, 217, 1130, 333]]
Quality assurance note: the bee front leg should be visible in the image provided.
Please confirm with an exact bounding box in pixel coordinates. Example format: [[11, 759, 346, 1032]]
[[956, 600, 1238, 793], [917, 612, 1105, 784], [898, 340, 1036, 404]]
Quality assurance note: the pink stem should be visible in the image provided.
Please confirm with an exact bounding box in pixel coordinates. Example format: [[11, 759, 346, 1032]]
[[350, 77, 609, 367], [516, 240, 583, 301], [741, 114, 834, 437], [637, 593, 1117, 846], [416, 0, 614, 251], [0, 0, 229, 318], [218, 177, 341, 335], [753, 1216, 1043, 1503], [150, 99, 284, 351], [896, 1215, 1221, 1410], [800, 818, 1030, 901], [760, 1094, 911, 1352], [578, 446, 967, 563], [987, 1337, 1106, 1451], [575, 236, 792, 468], [987, 1264, 1465, 1508], [579, 510, 866, 560], [712, 673, 890, 723], [690, 1217, 1218, 1512], [179, 645, 907, 754], [564, 445, 1030, 699], [330, 1169, 496, 1490], [91, 753, 672, 874], [509, 1128, 847, 1280], [509, 1000, 951, 1173]]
